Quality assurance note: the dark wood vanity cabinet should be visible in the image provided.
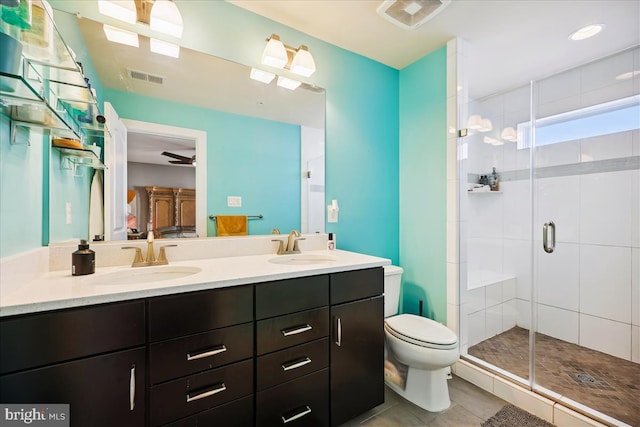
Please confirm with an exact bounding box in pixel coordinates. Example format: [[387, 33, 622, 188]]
[[147, 285, 254, 426], [0, 301, 146, 427], [0, 266, 385, 427], [330, 268, 385, 426]]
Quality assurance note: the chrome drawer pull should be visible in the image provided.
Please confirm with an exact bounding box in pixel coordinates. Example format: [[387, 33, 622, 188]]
[[281, 406, 311, 424], [282, 357, 312, 372], [186, 383, 227, 403], [281, 324, 312, 336], [129, 365, 136, 411], [186, 344, 227, 361], [336, 317, 342, 347]]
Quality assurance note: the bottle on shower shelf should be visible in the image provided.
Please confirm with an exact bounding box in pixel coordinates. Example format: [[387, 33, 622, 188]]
[[490, 167, 500, 191]]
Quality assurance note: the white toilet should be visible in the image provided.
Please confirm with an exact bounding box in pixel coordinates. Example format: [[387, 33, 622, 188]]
[[383, 265, 459, 412]]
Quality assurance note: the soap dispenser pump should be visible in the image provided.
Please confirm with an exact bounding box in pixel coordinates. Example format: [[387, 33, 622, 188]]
[[72, 240, 95, 276]]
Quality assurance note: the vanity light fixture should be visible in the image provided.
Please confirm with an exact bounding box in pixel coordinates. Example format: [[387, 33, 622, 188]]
[[569, 24, 604, 41], [277, 75, 302, 90], [250, 68, 276, 84], [150, 38, 180, 58], [483, 136, 503, 146], [478, 118, 493, 132], [467, 114, 483, 130], [103, 24, 139, 47], [150, 0, 184, 38], [97, 0, 137, 24], [261, 34, 317, 77], [501, 127, 518, 142]]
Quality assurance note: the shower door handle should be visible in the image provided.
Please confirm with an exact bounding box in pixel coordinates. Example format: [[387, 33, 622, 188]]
[[543, 221, 555, 254]]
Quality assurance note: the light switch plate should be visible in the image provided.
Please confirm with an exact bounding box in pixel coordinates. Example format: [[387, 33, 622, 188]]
[[227, 196, 242, 207], [327, 205, 338, 223]]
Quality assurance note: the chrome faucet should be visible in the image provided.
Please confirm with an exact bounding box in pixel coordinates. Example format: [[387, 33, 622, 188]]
[[122, 231, 177, 267]]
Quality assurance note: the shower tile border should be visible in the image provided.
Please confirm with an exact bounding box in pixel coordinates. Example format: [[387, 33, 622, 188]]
[[467, 156, 640, 184]]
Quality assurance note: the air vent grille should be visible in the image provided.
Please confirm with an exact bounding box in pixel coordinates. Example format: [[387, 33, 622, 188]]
[[127, 68, 164, 85], [377, 0, 451, 30]]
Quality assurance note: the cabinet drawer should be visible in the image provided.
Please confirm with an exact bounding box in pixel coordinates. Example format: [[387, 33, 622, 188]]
[[0, 347, 146, 427], [256, 369, 329, 427], [257, 307, 329, 355], [150, 359, 253, 426], [149, 322, 253, 385], [256, 275, 328, 320], [330, 267, 383, 305], [0, 300, 145, 374], [148, 285, 253, 342], [257, 338, 328, 391], [163, 395, 253, 427]]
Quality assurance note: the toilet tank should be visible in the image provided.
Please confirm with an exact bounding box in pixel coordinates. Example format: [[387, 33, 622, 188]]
[[383, 265, 403, 317]]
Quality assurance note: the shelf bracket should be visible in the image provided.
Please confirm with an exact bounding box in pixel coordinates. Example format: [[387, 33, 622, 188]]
[[10, 122, 31, 146]]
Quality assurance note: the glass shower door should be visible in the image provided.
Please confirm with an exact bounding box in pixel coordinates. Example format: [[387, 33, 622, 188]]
[[531, 47, 640, 426]]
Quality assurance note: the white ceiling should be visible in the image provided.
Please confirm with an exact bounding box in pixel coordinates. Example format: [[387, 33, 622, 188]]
[[229, 0, 640, 98]]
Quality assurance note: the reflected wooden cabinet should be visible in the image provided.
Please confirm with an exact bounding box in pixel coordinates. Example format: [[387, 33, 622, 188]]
[[146, 187, 195, 234]]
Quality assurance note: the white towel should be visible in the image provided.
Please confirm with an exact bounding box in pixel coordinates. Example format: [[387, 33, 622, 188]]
[[89, 170, 104, 240]]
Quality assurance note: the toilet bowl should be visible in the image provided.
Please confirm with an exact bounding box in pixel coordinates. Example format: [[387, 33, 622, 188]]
[[383, 265, 459, 412]]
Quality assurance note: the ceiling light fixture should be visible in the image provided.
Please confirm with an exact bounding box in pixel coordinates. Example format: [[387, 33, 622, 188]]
[[97, 0, 137, 24], [249, 68, 276, 84], [103, 24, 139, 47], [467, 115, 483, 130], [501, 127, 517, 142], [569, 24, 605, 41], [150, 38, 180, 58], [478, 118, 493, 132], [261, 34, 316, 77], [150, 0, 184, 38]]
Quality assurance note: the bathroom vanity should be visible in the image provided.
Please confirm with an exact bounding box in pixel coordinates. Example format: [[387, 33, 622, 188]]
[[0, 246, 387, 427]]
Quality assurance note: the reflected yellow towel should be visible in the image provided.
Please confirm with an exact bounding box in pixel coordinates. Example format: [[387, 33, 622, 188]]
[[216, 215, 248, 236]]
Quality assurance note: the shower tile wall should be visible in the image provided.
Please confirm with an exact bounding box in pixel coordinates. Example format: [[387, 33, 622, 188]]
[[461, 48, 640, 363]]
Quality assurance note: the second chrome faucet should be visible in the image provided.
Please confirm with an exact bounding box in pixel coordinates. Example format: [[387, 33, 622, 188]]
[[122, 232, 177, 267]]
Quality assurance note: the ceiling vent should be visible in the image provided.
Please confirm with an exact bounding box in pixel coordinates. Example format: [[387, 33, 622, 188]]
[[127, 68, 164, 85], [377, 0, 451, 30]]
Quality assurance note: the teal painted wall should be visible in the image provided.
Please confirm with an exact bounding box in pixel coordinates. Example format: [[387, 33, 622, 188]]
[[103, 88, 301, 237], [398, 47, 448, 323], [0, 117, 43, 257]]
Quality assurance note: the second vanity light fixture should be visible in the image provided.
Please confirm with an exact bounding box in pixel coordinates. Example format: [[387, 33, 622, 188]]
[[250, 34, 317, 90], [98, 0, 183, 58]]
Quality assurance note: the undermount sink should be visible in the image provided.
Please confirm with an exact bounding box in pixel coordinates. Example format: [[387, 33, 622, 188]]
[[85, 266, 202, 286], [268, 254, 337, 265]]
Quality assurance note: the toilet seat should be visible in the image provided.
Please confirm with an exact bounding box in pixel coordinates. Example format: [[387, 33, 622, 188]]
[[385, 314, 457, 350]]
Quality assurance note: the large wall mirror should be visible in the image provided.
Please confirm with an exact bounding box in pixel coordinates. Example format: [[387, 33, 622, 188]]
[[49, 16, 325, 243]]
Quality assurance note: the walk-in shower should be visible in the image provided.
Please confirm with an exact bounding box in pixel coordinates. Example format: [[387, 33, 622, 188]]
[[458, 47, 640, 426]]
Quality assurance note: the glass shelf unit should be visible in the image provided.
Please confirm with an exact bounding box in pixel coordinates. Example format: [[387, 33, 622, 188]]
[[0, 5, 108, 163], [54, 146, 106, 170]]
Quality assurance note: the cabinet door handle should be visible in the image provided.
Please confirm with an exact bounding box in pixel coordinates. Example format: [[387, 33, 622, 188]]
[[129, 365, 136, 411], [186, 383, 227, 403], [281, 324, 312, 336], [336, 317, 342, 347], [281, 357, 312, 372], [281, 406, 312, 424], [186, 344, 227, 361]]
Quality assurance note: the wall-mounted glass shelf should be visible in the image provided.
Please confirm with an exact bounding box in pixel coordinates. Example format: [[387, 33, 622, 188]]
[[54, 146, 106, 170], [0, 9, 108, 148]]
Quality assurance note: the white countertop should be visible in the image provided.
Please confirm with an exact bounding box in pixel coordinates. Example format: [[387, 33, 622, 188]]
[[0, 249, 390, 317]]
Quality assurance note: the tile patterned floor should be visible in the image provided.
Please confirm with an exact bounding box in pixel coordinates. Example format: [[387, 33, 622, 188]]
[[341, 375, 508, 426], [469, 326, 640, 426]]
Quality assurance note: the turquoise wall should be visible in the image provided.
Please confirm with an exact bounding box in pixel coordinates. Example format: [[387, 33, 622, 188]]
[[398, 47, 448, 323], [104, 88, 301, 236], [0, 117, 43, 257]]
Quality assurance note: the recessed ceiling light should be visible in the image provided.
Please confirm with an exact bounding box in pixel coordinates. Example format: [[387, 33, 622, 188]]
[[569, 24, 605, 41]]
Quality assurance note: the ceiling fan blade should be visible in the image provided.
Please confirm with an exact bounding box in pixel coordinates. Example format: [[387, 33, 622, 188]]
[[161, 151, 190, 161], [168, 160, 192, 164]]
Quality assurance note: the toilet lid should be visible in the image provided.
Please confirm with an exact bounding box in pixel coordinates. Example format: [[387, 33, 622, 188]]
[[385, 314, 457, 348]]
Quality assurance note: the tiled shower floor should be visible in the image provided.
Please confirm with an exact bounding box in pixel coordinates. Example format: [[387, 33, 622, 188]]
[[468, 326, 640, 426]]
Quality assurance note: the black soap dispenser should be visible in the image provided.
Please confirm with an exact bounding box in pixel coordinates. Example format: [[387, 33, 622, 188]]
[[72, 240, 95, 276]]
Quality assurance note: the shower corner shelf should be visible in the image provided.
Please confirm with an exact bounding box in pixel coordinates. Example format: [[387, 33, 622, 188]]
[[467, 190, 502, 194]]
